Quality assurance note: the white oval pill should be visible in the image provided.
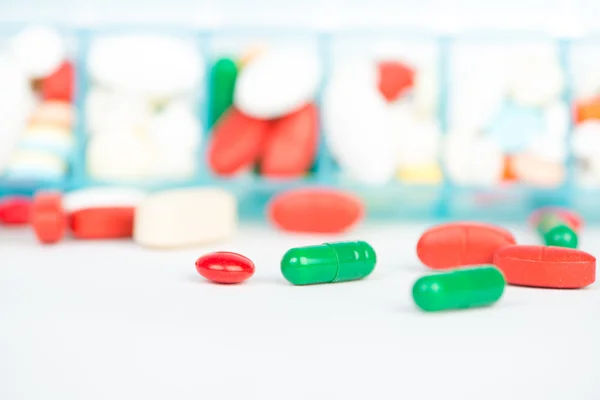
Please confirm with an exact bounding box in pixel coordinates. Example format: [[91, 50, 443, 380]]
[[148, 100, 201, 149], [509, 58, 564, 107], [10, 26, 66, 78], [86, 90, 153, 135], [572, 121, 600, 159], [87, 134, 157, 181], [445, 134, 504, 186], [234, 50, 321, 119], [64, 187, 147, 212], [134, 188, 237, 249]]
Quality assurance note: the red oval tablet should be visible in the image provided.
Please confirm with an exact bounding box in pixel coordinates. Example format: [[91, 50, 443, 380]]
[[195, 251, 255, 284], [208, 108, 270, 175], [0, 197, 32, 225], [378, 61, 415, 102], [493, 245, 595, 289], [69, 207, 135, 239], [529, 207, 583, 232], [42, 61, 75, 103], [417, 222, 516, 269], [31, 191, 66, 244], [261, 103, 319, 178], [268, 188, 363, 234]]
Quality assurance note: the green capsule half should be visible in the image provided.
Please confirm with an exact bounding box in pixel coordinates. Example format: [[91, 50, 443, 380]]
[[209, 57, 238, 128], [412, 265, 506, 312], [281, 241, 376, 285], [536, 213, 578, 248]]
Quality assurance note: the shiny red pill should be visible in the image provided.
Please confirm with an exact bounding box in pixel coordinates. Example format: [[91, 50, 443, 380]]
[[31, 191, 66, 244], [0, 197, 32, 225], [195, 252, 255, 284], [493, 245, 596, 289], [417, 222, 516, 269], [268, 188, 363, 233]]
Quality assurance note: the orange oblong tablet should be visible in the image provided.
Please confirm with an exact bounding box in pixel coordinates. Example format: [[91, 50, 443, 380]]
[[69, 207, 135, 239], [493, 245, 595, 289], [268, 188, 363, 233], [417, 222, 516, 269], [31, 191, 66, 244]]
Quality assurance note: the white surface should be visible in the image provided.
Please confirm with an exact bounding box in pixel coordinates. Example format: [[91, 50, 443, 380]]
[[1, 222, 599, 400]]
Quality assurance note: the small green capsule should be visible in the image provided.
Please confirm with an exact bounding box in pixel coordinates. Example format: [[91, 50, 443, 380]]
[[209, 57, 238, 128], [412, 265, 505, 312], [536, 213, 578, 248], [281, 241, 376, 285]]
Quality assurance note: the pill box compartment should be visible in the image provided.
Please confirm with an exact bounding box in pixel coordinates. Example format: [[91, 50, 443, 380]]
[[0, 25, 79, 197]]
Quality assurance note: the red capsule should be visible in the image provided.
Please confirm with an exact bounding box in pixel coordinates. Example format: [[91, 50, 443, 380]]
[[261, 103, 319, 178], [268, 188, 363, 233], [208, 108, 270, 175], [42, 61, 75, 103], [195, 251, 255, 284], [31, 191, 66, 244], [378, 60, 415, 102], [0, 197, 32, 225], [417, 222, 516, 269], [69, 207, 135, 239], [494, 245, 595, 289]]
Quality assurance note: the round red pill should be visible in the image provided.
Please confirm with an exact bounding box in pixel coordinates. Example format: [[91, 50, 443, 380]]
[[195, 251, 255, 284], [493, 245, 596, 289], [42, 61, 75, 103], [0, 197, 32, 225], [417, 222, 516, 269], [377, 60, 415, 102], [529, 207, 583, 232], [268, 188, 363, 233], [69, 207, 135, 239], [31, 191, 66, 244]]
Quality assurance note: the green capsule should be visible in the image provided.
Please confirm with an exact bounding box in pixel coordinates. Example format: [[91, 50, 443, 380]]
[[536, 213, 578, 248], [412, 265, 505, 312], [209, 57, 238, 128], [281, 241, 376, 285]]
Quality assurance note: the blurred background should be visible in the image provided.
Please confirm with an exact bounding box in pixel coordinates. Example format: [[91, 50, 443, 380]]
[[3, 0, 600, 223]]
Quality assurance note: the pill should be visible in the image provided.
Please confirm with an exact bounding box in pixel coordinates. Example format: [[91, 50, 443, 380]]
[[5, 150, 67, 181], [234, 50, 321, 119], [445, 134, 504, 186], [11, 26, 66, 79], [493, 245, 595, 288], [0, 197, 32, 225], [529, 207, 582, 232], [535, 212, 578, 248], [377, 60, 415, 102], [281, 241, 376, 285], [149, 100, 201, 149], [260, 103, 318, 178], [238, 45, 266, 69], [208, 108, 270, 175], [31, 191, 66, 244], [574, 96, 600, 124], [509, 57, 564, 107], [42, 61, 74, 103], [20, 124, 74, 158], [268, 188, 363, 233], [413, 68, 438, 117], [195, 251, 255, 284], [572, 121, 600, 160], [209, 57, 238, 128], [64, 187, 146, 212], [412, 265, 506, 312], [511, 153, 565, 187], [417, 222, 516, 270], [396, 163, 443, 184], [29, 101, 75, 128], [134, 188, 237, 249]]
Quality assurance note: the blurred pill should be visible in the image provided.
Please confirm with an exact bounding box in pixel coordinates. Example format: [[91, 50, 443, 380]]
[[487, 101, 544, 153], [29, 101, 75, 128], [390, 102, 440, 167], [572, 120, 600, 159], [260, 103, 318, 178], [397, 163, 443, 184], [209, 57, 238, 128], [208, 108, 270, 175], [377, 60, 415, 102], [88, 35, 203, 100], [31, 191, 66, 244], [86, 90, 153, 135], [413, 68, 438, 117], [445, 134, 504, 185], [238, 45, 266, 69], [152, 150, 197, 180], [149, 100, 201, 149], [0, 197, 32, 225], [544, 101, 569, 138], [87, 134, 157, 181], [11, 26, 65, 79], [5, 150, 67, 181], [234, 50, 321, 119], [42, 60, 74, 102], [575, 96, 600, 124], [64, 187, 146, 212], [512, 153, 565, 187], [509, 57, 563, 107], [323, 62, 395, 185], [19, 124, 74, 158], [134, 188, 237, 249]]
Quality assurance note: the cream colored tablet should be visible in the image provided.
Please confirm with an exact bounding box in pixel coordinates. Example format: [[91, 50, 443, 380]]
[[134, 188, 237, 249]]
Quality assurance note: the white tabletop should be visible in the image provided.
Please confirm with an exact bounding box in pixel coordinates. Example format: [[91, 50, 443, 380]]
[[1, 222, 599, 400]]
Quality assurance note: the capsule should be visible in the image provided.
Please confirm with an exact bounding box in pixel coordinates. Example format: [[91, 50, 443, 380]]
[[536, 212, 578, 248], [209, 57, 238, 128], [412, 265, 506, 312], [281, 241, 376, 285]]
